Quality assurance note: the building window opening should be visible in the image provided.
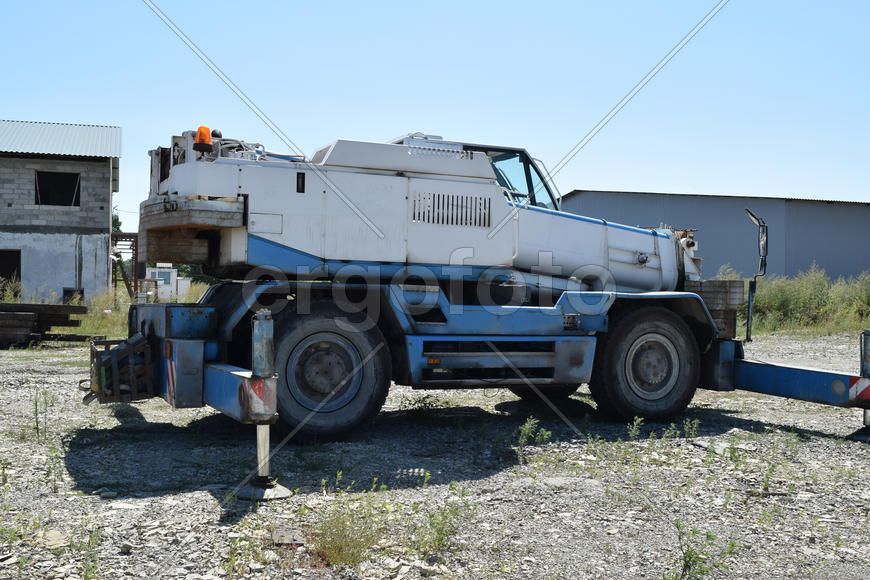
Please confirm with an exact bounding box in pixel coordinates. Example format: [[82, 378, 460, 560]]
[[35, 171, 80, 206]]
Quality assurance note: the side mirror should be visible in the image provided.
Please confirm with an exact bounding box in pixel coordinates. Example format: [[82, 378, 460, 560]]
[[745, 208, 768, 342], [758, 224, 768, 258], [757, 223, 768, 277], [745, 208, 767, 277]]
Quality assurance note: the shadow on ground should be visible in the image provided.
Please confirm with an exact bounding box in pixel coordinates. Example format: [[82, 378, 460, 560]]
[[62, 395, 852, 522]]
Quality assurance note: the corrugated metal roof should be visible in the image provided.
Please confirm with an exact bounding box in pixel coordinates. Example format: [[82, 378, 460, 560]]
[[0, 119, 121, 158]]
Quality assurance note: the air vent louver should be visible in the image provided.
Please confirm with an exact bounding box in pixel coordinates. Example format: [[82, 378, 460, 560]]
[[411, 192, 491, 228]]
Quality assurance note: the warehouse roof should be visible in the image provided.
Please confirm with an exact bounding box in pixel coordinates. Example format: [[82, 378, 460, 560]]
[[0, 119, 121, 158]]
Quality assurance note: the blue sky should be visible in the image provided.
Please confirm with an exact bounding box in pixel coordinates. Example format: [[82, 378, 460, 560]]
[[2, 1, 867, 231]]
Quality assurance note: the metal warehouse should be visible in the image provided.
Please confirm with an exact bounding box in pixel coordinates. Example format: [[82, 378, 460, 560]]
[[560, 189, 870, 279], [0, 120, 121, 301]]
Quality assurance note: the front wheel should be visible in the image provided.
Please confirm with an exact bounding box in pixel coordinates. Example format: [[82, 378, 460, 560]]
[[590, 307, 699, 421], [275, 303, 390, 439]]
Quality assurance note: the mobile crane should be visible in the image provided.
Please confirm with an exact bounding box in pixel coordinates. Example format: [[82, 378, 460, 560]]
[[88, 127, 870, 493]]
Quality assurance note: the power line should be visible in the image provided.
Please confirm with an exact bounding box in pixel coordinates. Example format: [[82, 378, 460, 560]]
[[544, 0, 731, 188], [141, 0, 384, 238]]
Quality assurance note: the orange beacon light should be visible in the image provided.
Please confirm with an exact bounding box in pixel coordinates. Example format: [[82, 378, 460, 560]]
[[193, 125, 213, 153]]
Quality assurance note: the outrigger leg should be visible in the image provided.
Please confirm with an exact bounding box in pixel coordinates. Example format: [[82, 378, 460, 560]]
[[235, 311, 291, 501]]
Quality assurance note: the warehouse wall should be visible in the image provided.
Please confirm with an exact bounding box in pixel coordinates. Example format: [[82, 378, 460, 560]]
[[783, 200, 870, 278], [560, 191, 870, 279]]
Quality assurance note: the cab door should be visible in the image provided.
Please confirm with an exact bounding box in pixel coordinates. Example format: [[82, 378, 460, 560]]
[[484, 150, 612, 283]]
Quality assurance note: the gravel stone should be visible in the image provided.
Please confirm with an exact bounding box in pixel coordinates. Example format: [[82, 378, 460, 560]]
[[1, 335, 869, 578]]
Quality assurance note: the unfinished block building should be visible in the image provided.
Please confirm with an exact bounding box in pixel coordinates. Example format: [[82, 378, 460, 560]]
[[0, 120, 121, 301]]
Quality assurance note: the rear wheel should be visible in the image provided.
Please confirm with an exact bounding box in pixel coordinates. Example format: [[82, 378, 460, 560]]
[[589, 307, 699, 421], [275, 303, 390, 439], [509, 384, 579, 404]]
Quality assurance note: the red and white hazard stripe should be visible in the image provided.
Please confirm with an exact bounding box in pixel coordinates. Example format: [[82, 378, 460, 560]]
[[849, 376, 870, 401]]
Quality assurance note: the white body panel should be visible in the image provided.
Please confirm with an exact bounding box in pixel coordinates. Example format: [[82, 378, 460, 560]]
[[242, 164, 325, 261], [323, 170, 408, 262], [145, 133, 696, 291], [314, 139, 494, 178], [513, 206, 679, 292], [407, 177, 514, 267], [162, 162, 239, 196]]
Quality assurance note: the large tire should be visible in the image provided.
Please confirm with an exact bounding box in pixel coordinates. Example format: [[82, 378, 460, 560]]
[[275, 302, 390, 439], [509, 385, 579, 404], [589, 307, 699, 421]]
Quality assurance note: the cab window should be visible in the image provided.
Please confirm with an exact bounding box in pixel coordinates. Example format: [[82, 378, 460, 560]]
[[480, 149, 558, 210], [491, 152, 530, 201], [528, 161, 557, 210]]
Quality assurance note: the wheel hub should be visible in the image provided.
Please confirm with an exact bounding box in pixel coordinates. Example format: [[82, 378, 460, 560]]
[[302, 349, 348, 394], [625, 333, 678, 400], [286, 333, 363, 411]]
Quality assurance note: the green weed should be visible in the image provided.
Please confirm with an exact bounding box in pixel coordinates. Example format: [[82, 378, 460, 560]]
[[414, 482, 475, 558], [401, 393, 456, 411], [46, 446, 64, 493], [664, 520, 739, 580], [17, 556, 32, 578], [72, 291, 129, 339], [310, 496, 382, 566], [662, 423, 682, 440], [761, 462, 778, 496], [627, 417, 644, 441], [515, 416, 552, 463], [70, 519, 102, 580], [0, 513, 44, 547], [682, 418, 700, 439], [224, 519, 266, 578]]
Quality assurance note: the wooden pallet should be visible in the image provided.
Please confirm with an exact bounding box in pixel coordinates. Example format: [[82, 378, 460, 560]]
[[89, 336, 155, 403], [0, 303, 92, 346]]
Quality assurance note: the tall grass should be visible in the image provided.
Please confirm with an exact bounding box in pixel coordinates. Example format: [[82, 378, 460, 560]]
[[0, 276, 212, 340], [0, 277, 20, 303], [727, 264, 870, 334], [73, 282, 211, 339], [0, 276, 56, 303], [181, 282, 210, 303], [74, 291, 130, 339]]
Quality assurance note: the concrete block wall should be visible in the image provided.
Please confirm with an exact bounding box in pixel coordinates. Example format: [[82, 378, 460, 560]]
[[0, 156, 113, 230]]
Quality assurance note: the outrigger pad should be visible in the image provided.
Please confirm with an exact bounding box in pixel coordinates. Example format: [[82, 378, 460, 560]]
[[234, 478, 292, 502]]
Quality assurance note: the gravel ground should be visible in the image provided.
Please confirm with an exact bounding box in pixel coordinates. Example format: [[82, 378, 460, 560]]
[[1, 331, 870, 579]]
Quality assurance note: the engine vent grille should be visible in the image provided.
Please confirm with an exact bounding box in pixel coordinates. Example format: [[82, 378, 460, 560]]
[[407, 145, 472, 159], [411, 192, 491, 228]]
